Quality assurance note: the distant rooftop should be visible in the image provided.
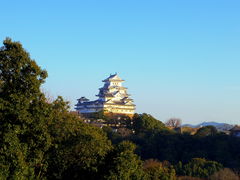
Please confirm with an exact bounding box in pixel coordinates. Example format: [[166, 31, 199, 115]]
[[102, 73, 125, 82], [230, 125, 240, 131]]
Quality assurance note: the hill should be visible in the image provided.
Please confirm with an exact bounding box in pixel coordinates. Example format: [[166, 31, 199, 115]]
[[182, 121, 234, 131]]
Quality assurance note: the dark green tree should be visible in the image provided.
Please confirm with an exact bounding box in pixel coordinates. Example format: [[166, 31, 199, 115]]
[[176, 158, 223, 178], [103, 141, 144, 180], [132, 113, 167, 134], [195, 126, 218, 137], [0, 38, 114, 179], [0, 38, 51, 179], [46, 97, 112, 179]]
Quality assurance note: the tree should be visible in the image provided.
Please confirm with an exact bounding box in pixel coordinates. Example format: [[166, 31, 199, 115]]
[[0, 38, 114, 179], [0, 38, 50, 179], [46, 99, 112, 179], [143, 159, 176, 180], [195, 126, 218, 137], [132, 113, 167, 133], [165, 118, 182, 128], [103, 141, 144, 180], [177, 158, 223, 178]]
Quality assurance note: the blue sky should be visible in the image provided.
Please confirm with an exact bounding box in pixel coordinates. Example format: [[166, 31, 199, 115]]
[[1, 0, 240, 124]]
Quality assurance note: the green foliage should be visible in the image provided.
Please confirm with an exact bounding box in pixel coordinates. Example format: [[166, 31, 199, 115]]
[[88, 110, 107, 119], [0, 38, 113, 179], [176, 158, 223, 178], [103, 141, 144, 180], [46, 102, 112, 179], [0, 38, 47, 97], [49, 111, 114, 179], [195, 126, 218, 137], [143, 159, 176, 180], [132, 113, 168, 133], [0, 38, 51, 179], [124, 128, 240, 169]]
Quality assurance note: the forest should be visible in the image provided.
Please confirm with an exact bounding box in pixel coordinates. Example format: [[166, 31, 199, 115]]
[[0, 38, 239, 180]]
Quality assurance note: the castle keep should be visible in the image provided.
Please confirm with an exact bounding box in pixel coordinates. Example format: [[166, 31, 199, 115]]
[[75, 74, 135, 117]]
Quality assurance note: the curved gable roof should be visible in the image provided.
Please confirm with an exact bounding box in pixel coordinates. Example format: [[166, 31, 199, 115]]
[[103, 73, 124, 82]]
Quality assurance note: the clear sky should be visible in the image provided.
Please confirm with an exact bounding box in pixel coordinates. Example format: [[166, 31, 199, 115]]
[[1, 0, 240, 125]]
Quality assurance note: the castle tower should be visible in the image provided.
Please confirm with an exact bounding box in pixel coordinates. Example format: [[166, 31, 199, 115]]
[[75, 73, 135, 117]]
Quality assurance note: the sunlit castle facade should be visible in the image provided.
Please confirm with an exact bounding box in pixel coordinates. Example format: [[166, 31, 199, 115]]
[[75, 74, 135, 117]]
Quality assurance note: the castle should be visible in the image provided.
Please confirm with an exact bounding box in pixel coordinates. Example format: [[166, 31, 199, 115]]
[[75, 73, 135, 117]]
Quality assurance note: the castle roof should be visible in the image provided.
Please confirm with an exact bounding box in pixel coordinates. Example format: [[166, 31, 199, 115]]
[[76, 99, 104, 106], [77, 97, 89, 101], [102, 73, 124, 82]]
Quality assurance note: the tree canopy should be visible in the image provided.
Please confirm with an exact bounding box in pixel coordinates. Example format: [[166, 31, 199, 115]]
[[103, 141, 144, 180], [132, 113, 168, 133], [0, 38, 51, 179], [176, 158, 223, 178], [195, 126, 218, 137], [0, 38, 113, 179]]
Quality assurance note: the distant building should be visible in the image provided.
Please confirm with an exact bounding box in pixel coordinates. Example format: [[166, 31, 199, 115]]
[[230, 126, 240, 137], [75, 73, 136, 118]]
